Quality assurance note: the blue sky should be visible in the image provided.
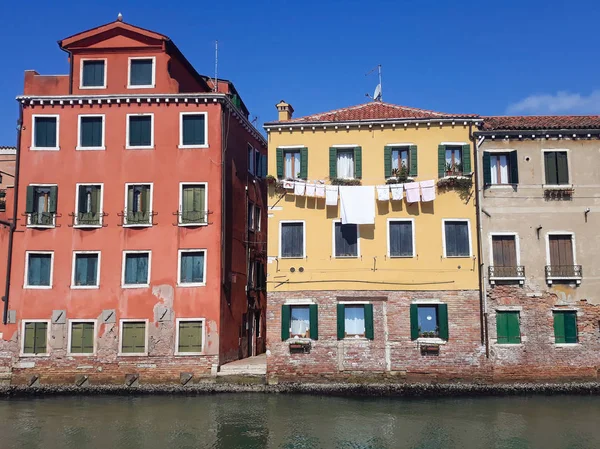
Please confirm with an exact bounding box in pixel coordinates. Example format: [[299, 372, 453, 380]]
[[0, 0, 598, 144]]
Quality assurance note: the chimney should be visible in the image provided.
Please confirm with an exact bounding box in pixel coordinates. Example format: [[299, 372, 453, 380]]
[[276, 100, 294, 121]]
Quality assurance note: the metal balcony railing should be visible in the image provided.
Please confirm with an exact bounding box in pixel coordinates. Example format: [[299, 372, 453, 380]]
[[545, 265, 582, 279], [26, 212, 56, 227], [173, 210, 211, 226], [118, 210, 157, 226], [489, 266, 525, 278]]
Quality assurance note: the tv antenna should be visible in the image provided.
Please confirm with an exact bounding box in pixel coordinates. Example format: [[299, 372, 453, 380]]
[[365, 64, 382, 102], [213, 40, 218, 93]]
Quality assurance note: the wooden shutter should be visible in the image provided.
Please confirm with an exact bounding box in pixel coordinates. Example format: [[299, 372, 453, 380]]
[[299, 147, 308, 179], [438, 304, 449, 341], [276, 148, 284, 178], [564, 312, 577, 343], [281, 305, 290, 340], [329, 148, 337, 179], [261, 155, 267, 179], [557, 151, 569, 184], [409, 145, 418, 176], [410, 304, 419, 340], [496, 312, 508, 344], [509, 151, 519, 184], [544, 152, 557, 184], [492, 236, 516, 267], [506, 312, 521, 343], [34, 322, 47, 354], [142, 185, 150, 213], [384, 146, 392, 178], [461, 144, 471, 173], [122, 322, 145, 353], [23, 322, 35, 353], [354, 147, 362, 178], [309, 304, 318, 340], [438, 145, 446, 178], [482, 152, 491, 186], [25, 186, 35, 213], [364, 304, 374, 340], [553, 312, 565, 343], [549, 235, 574, 266], [337, 303, 345, 340], [48, 186, 58, 213]]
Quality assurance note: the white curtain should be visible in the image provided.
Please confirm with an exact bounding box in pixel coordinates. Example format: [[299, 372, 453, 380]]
[[491, 155, 508, 184], [337, 151, 354, 179], [345, 306, 365, 336], [290, 307, 310, 337], [446, 149, 461, 166], [285, 152, 300, 179]]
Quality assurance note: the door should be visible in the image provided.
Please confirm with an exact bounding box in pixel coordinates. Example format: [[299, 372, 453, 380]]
[[549, 235, 574, 276], [492, 235, 517, 276]]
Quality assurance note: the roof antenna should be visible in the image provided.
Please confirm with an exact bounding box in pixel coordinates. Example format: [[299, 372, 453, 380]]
[[365, 64, 382, 102], [214, 40, 218, 93]]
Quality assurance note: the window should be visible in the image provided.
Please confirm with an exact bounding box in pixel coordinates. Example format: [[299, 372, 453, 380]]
[[281, 304, 318, 340], [77, 115, 105, 150], [248, 202, 255, 231], [553, 311, 578, 344], [334, 222, 358, 258], [496, 311, 521, 344], [176, 320, 204, 354], [178, 250, 206, 286], [32, 115, 59, 150], [277, 147, 308, 179], [120, 321, 147, 355], [337, 150, 355, 179], [329, 147, 362, 179], [280, 222, 305, 258], [125, 184, 152, 226], [438, 144, 471, 178], [122, 251, 150, 287], [255, 261, 266, 290], [25, 185, 57, 227], [254, 206, 261, 232], [247, 259, 255, 289], [22, 321, 48, 355], [388, 220, 414, 257], [127, 114, 153, 149], [255, 149, 261, 178], [72, 252, 100, 288], [80, 59, 106, 88], [337, 303, 374, 339], [248, 145, 255, 175], [410, 304, 449, 340], [445, 146, 463, 175], [25, 252, 53, 288], [392, 148, 410, 173], [490, 153, 514, 184], [547, 234, 580, 279], [69, 321, 95, 354], [544, 151, 569, 185], [384, 145, 417, 178], [491, 235, 520, 278], [179, 113, 207, 148], [180, 184, 207, 225], [443, 220, 471, 257], [75, 184, 103, 226], [285, 149, 301, 179], [128, 58, 155, 88]]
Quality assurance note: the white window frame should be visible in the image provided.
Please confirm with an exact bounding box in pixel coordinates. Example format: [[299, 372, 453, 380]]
[[332, 219, 360, 259], [24, 251, 54, 289], [31, 114, 60, 151], [387, 218, 416, 258], [279, 220, 306, 259], [541, 148, 572, 188], [441, 219, 473, 258], [121, 250, 151, 288], [20, 319, 51, 357], [278, 145, 304, 180], [71, 251, 101, 289], [67, 319, 97, 356], [254, 205, 262, 232], [178, 182, 208, 227], [74, 183, 104, 228], [412, 301, 448, 345], [118, 319, 149, 356], [26, 183, 57, 228], [127, 56, 156, 89], [332, 144, 357, 180], [545, 231, 580, 284], [178, 112, 209, 149], [488, 232, 523, 283], [174, 318, 206, 356], [248, 144, 255, 175], [123, 182, 153, 227], [76, 114, 106, 150], [79, 58, 107, 89], [126, 113, 154, 150], [386, 143, 414, 177], [177, 249, 207, 287]]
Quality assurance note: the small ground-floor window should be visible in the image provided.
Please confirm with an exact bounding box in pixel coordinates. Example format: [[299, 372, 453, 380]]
[[22, 321, 48, 355], [410, 304, 449, 340], [70, 321, 95, 354], [553, 311, 578, 344], [176, 320, 204, 354], [496, 311, 521, 344], [120, 321, 147, 355], [281, 304, 318, 340], [336, 303, 374, 339]]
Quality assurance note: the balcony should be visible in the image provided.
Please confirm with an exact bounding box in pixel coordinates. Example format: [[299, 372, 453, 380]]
[[118, 210, 157, 227], [173, 210, 211, 226], [489, 266, 525, 285], [26, 212, 56, 228], [545, 265, 582, 284]]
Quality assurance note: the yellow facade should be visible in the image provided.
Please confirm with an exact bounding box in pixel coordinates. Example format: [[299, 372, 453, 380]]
[[265, 108, 479, 292]]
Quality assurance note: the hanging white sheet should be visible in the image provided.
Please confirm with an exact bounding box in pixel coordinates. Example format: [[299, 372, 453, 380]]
[[339, 186, 375, 225], [420, 180, 436, 202], [376, 185, 390, 201], [325, 185, 338, 206]]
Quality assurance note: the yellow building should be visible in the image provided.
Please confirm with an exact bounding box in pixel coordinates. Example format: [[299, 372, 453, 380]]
[[263, 101, 484, 382]]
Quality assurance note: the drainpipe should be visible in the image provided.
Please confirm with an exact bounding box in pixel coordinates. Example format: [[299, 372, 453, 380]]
[[58, 42, 73, 94], [221, 107, 228, 306], [2, 107, 23, 324]]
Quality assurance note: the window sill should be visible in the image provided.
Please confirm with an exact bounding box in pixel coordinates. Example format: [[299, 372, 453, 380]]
[[74, 224, 103, 229], [546, 277, 581, 285], [178, 144, 209, 149], [127, 84, 155, 89], [26, 224, 55, 229], [554, 343, 579, 348], [23, 285, 52, 290], [177, 282, 206, 288], [280, 256, 306, 260], [416, 338, 447, 345], [494, 343, 522, 347], [19, 353, 49, 358], [79, 85, 107, 90], [343, 336, 368, 341], [388, 255, 416, 259], [333, 256, 359, 259], [76, 146, 106, 151], [71, 285, 100, 290], [543, 184, 573, 190], [490, 277, 525, 285], [125, 146, 154, 150], [30, 147, 60, 151], [118, 352, 149, 357], [286, 337, 313, 342], [174, 352, 205, 356], [486, 184, 517, 189], [67, 352, 97, 357], [178, 222, 208, 227], [122, 284, 150, 289], [122, 223, 153, 228], [443, 255, 472, 259]]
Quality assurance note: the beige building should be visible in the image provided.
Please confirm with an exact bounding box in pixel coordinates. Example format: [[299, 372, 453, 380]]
[[0, 146, 16, 212]]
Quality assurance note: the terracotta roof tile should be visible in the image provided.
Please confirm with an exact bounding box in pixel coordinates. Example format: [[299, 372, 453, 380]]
[[482, 115, 600, 131]]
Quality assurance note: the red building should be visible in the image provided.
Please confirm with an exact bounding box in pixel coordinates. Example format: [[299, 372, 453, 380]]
[[0, 17, 267, 385]]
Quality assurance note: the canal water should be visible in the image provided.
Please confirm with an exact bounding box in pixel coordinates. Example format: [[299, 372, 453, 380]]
[[0, 394, 598, 448]]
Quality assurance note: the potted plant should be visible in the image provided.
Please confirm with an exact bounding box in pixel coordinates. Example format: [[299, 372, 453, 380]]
[[266, 174, 277, 185]]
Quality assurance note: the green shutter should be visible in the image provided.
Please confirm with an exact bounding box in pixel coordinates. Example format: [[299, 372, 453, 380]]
[[410, 304, 419, 340], [281, 305, 290, 340], [309, 304, 318, 340], [364, 304, 374, 340], [261, 154, 267, 179], [509, 151, 519, 184], [482, 151, 491, 186], [82, 323, 94, 353], [337, 303, 345, 340], [91, 186, 100, 217], [507, 312, 521, 344], [142, 186, 150, 212], [496, 312, 508, 344], [553, 312, 565, 344], [178, 321, 202, 352], [557, 152, 569, 184], [384, 146, 392, 178], [438, 304, 449, 341], [354, 147, 362, 178], [462, 144, 471, 173], [34, 322, 47, 354], [71, 323, 83, 352], [25, 186, 35, 213], [127, 186, 134, 212], [178, 322, 191, 352], [122, 322, 145, 353], [48, 186, 58, 213], [564, 312, 578, 343], [545, 152, 557, 185], [438, 145, 446, 178], [23, 323, 35, 353], [329, 147, 337, 179], [409, 145, 418, 176], [276, 148, 284, 178], [299, 147, 308, 180]]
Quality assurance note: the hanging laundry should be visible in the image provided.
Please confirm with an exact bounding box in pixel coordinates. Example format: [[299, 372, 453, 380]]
[[325, 185, 339, 206], [420, 180, 436, 202], [376, 185, 390, 201], [339, 186, 375, 225], [305, 184, 316, 197], [294, 181, 306, 196], [315, 184, 325, 198], [404, 182, 421, 203], [390, 184, 404, 201], [282, 180, 294, 190]]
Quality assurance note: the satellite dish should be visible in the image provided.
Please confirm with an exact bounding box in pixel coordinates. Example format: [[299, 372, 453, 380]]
[[373, 84, 382, 101]]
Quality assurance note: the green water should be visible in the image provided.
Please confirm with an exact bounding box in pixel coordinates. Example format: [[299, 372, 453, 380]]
[[0, 394, 598, 448]]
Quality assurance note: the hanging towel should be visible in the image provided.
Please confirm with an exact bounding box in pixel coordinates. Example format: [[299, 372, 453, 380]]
[[294, 181, 306, 196], [420, 180, 436, 202], [376, 185, 390, 201], [404, 182, 420, 203], [390, 184, 404, 201], [282, 180, 294, 190], [315, 184, 325, 198], [340, 186, 375, 224], [325, 185, 338, 206], [305, 184, 316, 197]]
